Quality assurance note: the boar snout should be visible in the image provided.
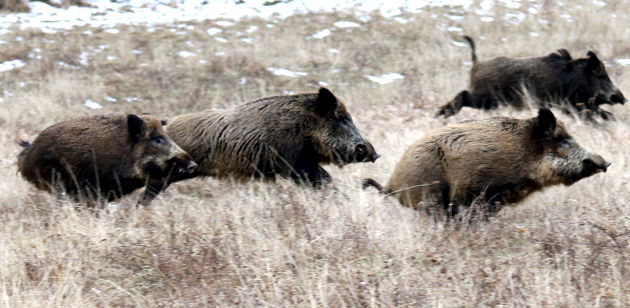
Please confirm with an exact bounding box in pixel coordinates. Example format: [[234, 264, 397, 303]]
[[610, 92, 626, 105], [355, 144, 368, 162], [370, 154, 382, 162], [583, 158, 611, 175], [354, 144, 380, 163], [171, 153, 197, 174], [185, 160, 198, 173]]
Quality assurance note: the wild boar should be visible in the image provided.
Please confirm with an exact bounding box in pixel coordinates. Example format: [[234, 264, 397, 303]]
[[365, 108, 610, 216], [166, 87, 379, 187], [17, 113, 197, 206], [436, 36, 625, 120]]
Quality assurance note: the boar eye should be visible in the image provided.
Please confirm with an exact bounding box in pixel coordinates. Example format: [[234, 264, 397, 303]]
[[153, 137, 165, 146], [559, 139, 572, 148]]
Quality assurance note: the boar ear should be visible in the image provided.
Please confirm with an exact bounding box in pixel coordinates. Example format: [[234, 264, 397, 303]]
[[585, 51, 602, 74], [316, 87, 338, 115], [160, 119, 168, 126], [127, 114, 145, 141], [533, 108, 556, 140]]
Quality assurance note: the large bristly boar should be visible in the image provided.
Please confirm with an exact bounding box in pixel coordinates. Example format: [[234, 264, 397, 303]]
[[17, 113, 198, 206], [436, 36, 626, 120], [166, 87, 379, 187], [364, 109, 610, 216]]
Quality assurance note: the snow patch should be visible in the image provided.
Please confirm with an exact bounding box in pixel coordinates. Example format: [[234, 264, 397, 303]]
[[366, 73, 404, 84], [206, 27, 222, 35], [0, 59, 25, 72], [452, 40, 467, 47], [334, 21, 361, 28], [268, 68, 308, 77], [179, 51, 194, 57], [85, 100, 102, 109], [313, 29, 331, 39], [0, 0, 537, 31]]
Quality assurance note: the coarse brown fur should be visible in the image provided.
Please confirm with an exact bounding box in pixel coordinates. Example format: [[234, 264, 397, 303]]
[[365, 109, 610, 216], [436, 36, 626, 120], [167, 87, 379, 186], [17, 113, 197, 206]]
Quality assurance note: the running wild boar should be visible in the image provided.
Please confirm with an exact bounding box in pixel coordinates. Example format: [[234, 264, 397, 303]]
[[166, 87, 379, 187], [17, 113, 197, 206], [436, 36, 625, 120], [365, 108, 610, 216]]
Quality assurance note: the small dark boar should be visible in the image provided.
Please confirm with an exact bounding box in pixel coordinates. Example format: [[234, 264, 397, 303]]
[[17, 113, 198, 206], [166, 87, 379, 186], [436, 36, 626, 120], [364, 109, 610, 216]]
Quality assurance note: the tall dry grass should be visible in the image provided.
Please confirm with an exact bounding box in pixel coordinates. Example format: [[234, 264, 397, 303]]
[[1, 0, 630, 306]]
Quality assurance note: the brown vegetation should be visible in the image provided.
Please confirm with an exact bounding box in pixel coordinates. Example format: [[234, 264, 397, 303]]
[[1, 0, 630, 306]]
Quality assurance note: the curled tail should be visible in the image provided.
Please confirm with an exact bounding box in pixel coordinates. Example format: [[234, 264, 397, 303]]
[[362, 178, 391, 194], [463, 35, 477, 64], [17, 140, 31, 158]]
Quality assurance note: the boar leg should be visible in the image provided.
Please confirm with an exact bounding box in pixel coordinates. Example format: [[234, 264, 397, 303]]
[[594, 108, 616, 121], [292, 161, 331, 188], [137, 182, 166, 207], [435, 90, 475, 118]]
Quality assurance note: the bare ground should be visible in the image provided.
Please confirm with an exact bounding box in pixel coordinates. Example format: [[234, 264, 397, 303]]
[[1, 0, 630, 306]]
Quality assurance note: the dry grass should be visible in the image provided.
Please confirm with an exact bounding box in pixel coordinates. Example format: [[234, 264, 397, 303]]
[[1, 0, 630, 306]]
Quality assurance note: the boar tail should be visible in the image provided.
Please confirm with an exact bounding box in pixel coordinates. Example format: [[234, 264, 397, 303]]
[[362, 178, 391, 194], [18, 140, 30, 148], [17, 140, 31, 157], [463, 35, 477, 64]]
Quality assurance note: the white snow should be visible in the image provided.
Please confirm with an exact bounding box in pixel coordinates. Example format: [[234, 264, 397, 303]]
[[216, 21, 235, 27], [179, 51, 194, 57], [206, 27, 222, 35], [268, 68, 308, 77], [365, 73, 405, 84], [329, 48, 340, 53], [452, 40, 467, 47], [0, 59, 25, 72], [214, 37, 228, 43], [381, 8, 402, 17], [0, 0, 478, 31], [313, 29, 331, 39], [445, 14, 464, 21], [84, 100, 102, 109], [615, 59, 630, 66], [334, 21, 361, 28]]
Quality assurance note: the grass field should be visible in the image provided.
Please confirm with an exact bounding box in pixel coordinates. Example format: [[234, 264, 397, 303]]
[[1, 0, 630, 306]]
